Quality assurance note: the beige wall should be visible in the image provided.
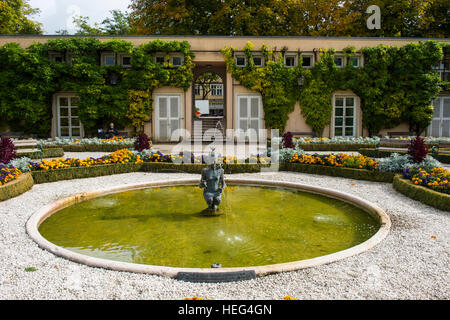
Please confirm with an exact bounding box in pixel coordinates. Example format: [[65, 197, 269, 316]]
[[2, 35, 449, 52], [4, 35, 449, 139]]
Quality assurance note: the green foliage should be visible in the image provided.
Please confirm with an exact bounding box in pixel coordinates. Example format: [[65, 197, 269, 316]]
[[222, 43, 302, 131], [393, 174, 450, 212], [0, 0, 42, 34], [280, 163, 394, 183], [0, 38, 195, 136], [223, 41, 443, 136], [0, 172, 34, 201], [31, 163, 142, 184]]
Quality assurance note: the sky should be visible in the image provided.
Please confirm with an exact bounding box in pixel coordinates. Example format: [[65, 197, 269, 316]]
[[28, 0, 132, 34]]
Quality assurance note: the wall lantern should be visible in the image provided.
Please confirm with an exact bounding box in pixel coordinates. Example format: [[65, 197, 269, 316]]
[[109, 72, 119, 85]]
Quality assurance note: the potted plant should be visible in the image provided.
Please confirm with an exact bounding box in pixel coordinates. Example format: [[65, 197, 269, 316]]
[[195, 107, 201, 118]]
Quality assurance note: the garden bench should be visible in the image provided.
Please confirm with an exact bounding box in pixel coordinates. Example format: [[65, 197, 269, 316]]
[[432, 141, 450, 156], [387, 131, 414, 137], [377, 138, 410, 153], [117, 131, 129, 138], [291, 132, 315, 138], [0, 131, 32, 139]]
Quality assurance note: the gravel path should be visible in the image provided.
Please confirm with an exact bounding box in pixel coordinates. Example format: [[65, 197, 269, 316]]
[[0, 171, 448, 300]]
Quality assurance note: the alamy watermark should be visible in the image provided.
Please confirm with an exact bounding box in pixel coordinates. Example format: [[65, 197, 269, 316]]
[[366, 5, 381, 30]]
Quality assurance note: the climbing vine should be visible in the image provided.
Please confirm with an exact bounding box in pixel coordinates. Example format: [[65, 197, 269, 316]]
[[222, 41, 444, 136], [221, 42, 303, 132], [0, 38, 195, 136]]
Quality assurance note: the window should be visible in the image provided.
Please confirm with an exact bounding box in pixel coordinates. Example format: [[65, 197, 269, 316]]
[[433, 57, 450, 81], [334, 56, 344, 68], [235, 55, 246, 67], [301, 54, 314, 68], [171, 56, 183, 66], [155, 55, 165, 64], [210, 84, 223, 97], [121, 55, 132, 68], [252, 55, 263, 67], [284, 54, 297, 67], [347, 57, 360, 68], [57, 96, 82, 138], [194, 84, 201, 96], [334, 96, 356, 137], [49, 53, 64, 63], [102, 53, 115, 66]]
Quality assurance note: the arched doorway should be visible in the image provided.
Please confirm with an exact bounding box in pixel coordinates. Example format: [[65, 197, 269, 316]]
[[192, 65, 227, 142]]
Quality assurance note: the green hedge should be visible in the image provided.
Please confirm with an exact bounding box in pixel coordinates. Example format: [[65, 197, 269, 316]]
[[17, 147, 65, 159], [296, 143, 374, 151], [280, 163, 394, 182], [141, 162, 272, 174], [0, 173, 34, 201], [393, 174, 450, 212], [359, 148, 450, 164], [42, 144, 134, 152], [31, 163, 142, 184]]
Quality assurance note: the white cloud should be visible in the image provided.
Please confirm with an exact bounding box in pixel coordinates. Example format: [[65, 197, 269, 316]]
[[28, 0, 131, 34]]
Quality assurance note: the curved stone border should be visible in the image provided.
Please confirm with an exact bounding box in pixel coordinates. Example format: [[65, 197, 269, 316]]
[[26, 178, 391, 278], [0, 172, 34, 202], [393, 174, 450, 212]]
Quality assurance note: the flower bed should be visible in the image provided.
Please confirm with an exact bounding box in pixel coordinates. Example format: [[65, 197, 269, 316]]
[[359, 148, 450, 164], [29, 149, 142, 171], [138, 150, 271, 164], [402, 167, 449, 195], [0, 172, 34, 201], [289, 153, 379, 171], [0, 165, 22, 185], [37, 137, 136, 152], [393, 174, 450, 212]]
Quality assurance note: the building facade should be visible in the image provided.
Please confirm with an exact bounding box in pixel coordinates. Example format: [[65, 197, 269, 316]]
[[1, 35, 449, 142]]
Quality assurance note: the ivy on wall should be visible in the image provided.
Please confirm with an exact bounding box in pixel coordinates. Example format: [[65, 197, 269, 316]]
[[222, 43, 303, 132], [0, 38, 195, 136], [222, 41, 444, 136]]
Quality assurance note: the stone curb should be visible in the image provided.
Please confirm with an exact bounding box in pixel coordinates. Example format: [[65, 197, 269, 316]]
[[26, 178, 391, 279]]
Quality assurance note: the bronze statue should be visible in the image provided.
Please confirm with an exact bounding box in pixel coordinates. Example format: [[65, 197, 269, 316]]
[[199, 149, 226, 211]]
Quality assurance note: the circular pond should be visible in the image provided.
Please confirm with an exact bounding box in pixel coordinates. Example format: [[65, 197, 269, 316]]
[[37, 182, 382, 269]]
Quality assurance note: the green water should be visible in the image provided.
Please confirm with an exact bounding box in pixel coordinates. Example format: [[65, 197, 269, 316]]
[[38, 185, 379, 268]]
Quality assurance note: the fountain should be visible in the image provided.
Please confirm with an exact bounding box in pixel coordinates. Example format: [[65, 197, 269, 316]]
[[199, 148, 226, 214]]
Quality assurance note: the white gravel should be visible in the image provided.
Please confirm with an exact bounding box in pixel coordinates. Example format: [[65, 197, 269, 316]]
[[0, 171, 449, 300]]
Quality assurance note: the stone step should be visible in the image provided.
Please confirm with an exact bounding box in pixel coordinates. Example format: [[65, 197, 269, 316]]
[[16, 148, 40, 154]]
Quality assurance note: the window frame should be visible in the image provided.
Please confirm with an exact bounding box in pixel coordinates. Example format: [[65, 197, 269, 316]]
[[333, 94, 357, 138], [301, 54, 314, 68], [101, 52, 116, 66], [235, 54, 247, 67], [284, 54, 298, 68]]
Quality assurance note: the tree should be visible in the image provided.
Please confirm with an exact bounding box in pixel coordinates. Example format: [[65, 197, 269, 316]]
[[128, 0, 449, 37], [55, 10, 131, 36], [0, 0, 42, 34]]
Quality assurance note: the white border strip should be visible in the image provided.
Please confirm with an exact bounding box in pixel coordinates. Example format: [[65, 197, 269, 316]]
[[26, 178, 391, 278]]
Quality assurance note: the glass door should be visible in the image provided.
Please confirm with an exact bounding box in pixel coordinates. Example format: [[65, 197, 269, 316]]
[[430, 96, 450, 137], [57, 96, 81, 138], [334, 96, 355, 137]]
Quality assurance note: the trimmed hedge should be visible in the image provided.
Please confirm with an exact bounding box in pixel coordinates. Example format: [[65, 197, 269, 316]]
[[280, 162, 394, 182], [31, 163, 142, 184], [393, 174, 450, 212], [359, 148, 450, 164], [17, 147, 64, 159], [296, 143, 374, 151], [42, 144, 134, 152], [141, 162, 272, 174], [0, 173, 34, 201]]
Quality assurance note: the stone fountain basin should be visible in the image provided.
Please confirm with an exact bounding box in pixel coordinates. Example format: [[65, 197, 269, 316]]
[[26, 178, 390, 280]]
